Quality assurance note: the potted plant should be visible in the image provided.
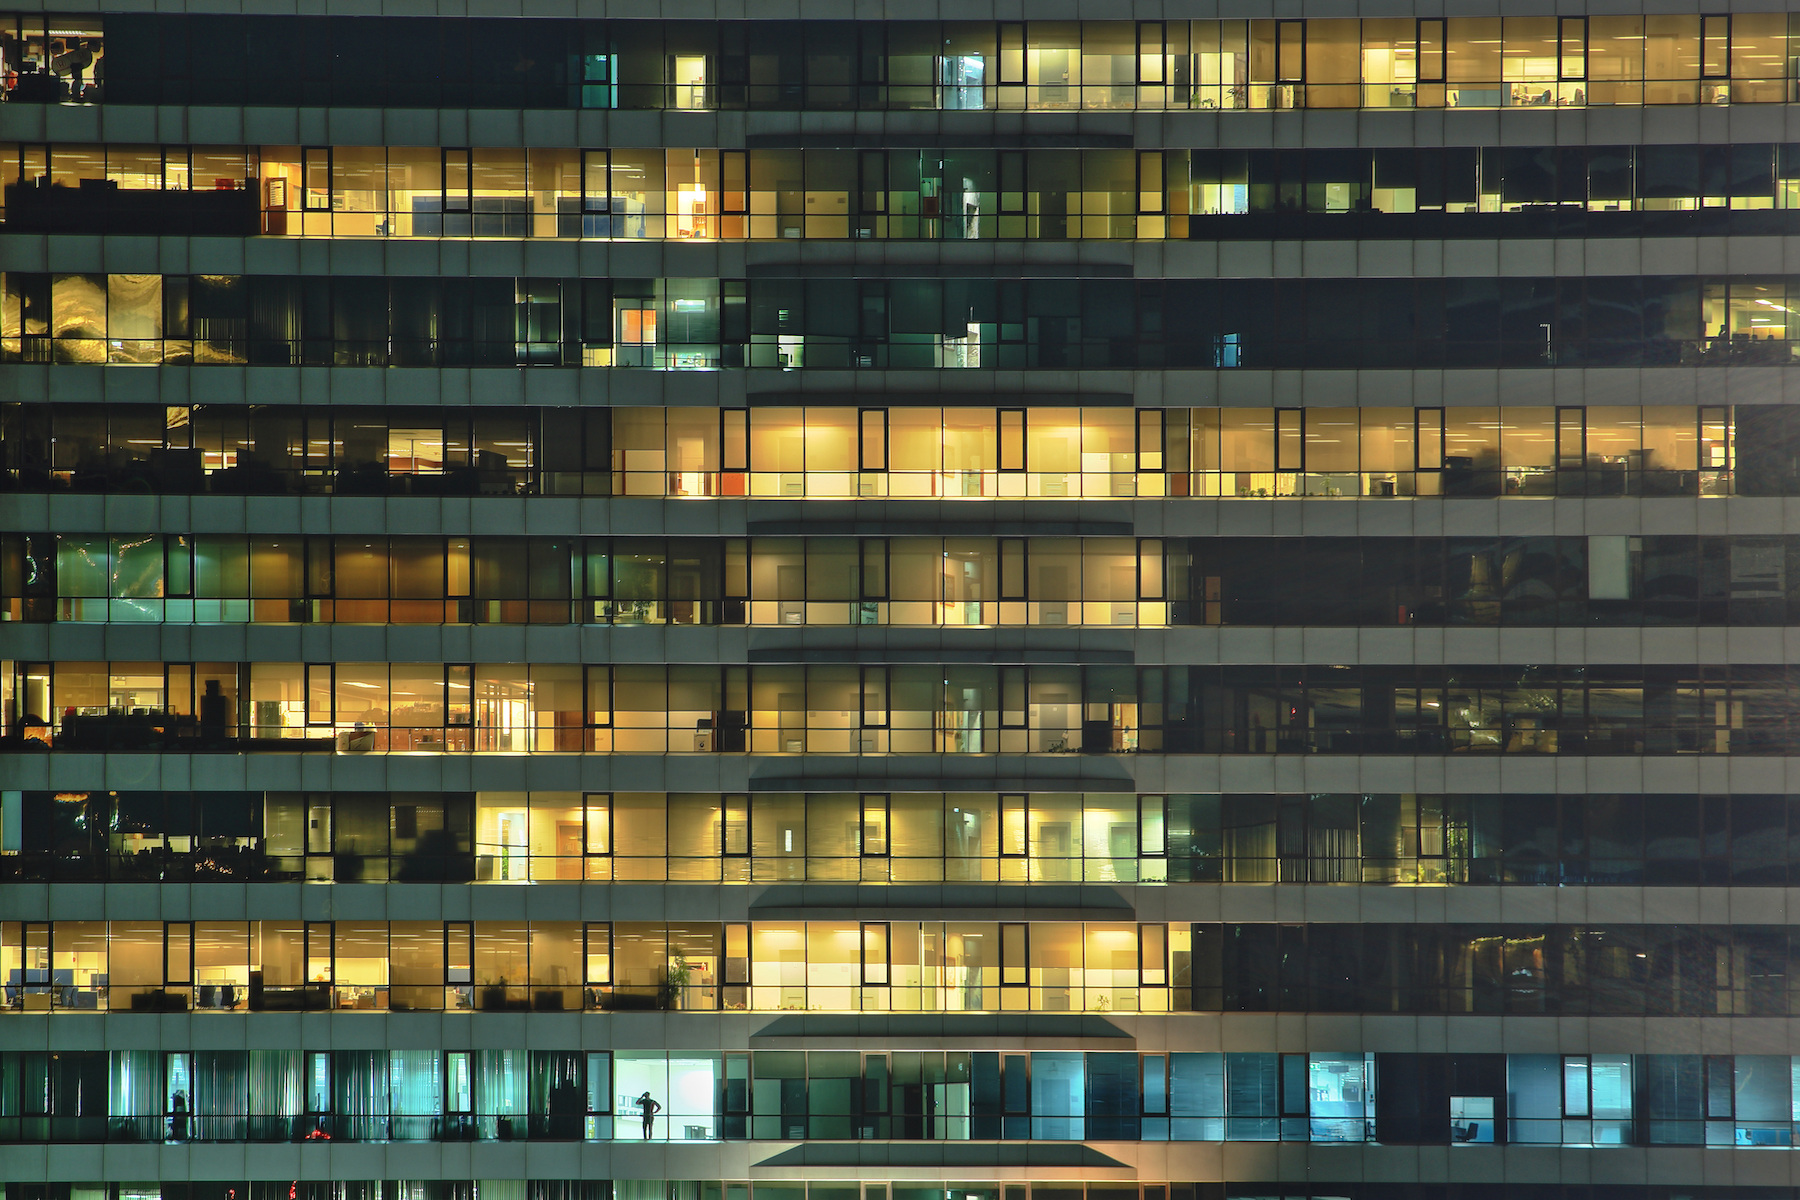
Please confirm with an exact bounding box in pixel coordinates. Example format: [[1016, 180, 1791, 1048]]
[[659, 955, 692, 1010]]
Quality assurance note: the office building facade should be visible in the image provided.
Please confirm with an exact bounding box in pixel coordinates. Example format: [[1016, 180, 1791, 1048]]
[[5, 4, 1800, 1199]]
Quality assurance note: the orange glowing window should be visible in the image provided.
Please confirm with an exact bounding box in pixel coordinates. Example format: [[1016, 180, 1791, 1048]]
[[618, 309, 658, 345]]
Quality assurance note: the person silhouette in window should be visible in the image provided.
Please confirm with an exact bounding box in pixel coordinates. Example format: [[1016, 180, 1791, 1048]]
[[636, 1091, 661, 1139], [169, 1090, 189, 1141]]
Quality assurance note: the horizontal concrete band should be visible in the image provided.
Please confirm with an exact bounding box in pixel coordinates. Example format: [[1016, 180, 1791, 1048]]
[[0, 1010, 1154, 1054], [5, 1138, 1800, 1187], [3, 752, 1796, 794], [5, 364, 1794, 408], [6, 879, 1800, 927], [9, 95, 1800, 152], [7, 495, 1795, 540], [11, 233, 1800, 282], [4, 1013, 1800, 1060], [10, 622, 1800, 666]]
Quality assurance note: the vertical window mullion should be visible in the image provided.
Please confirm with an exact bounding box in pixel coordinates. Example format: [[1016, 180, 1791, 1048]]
[[1274, 407, 1304, 473], [722, 408, 749, 471], [162, 145, 191, 191], [1556, 407, 1586, 470], [1415, 407, 1445, 471], [860, 670, 889, 732], [583, 537, 611, 620], [860, 793, 890, 855], [1706, 1055, 1736, 1121], [582, 149, 611, 216], [1702, 15, 1731, 80], [856, 24, 887, 106], [721, 150, 748, 215], [164, 536, 193, 598], [1137, 539, 1164, 602], [305, 662, 333, 725], [1002, 1053, 1030, 1118], [723, 924, 750, 985], [860, 538, 888, 602], [1275, 19, 1305, 108], [999, 539, 1027, 601], [443, 148, 472, 213], [18, 142, 46, 190], [306, 534, 333, 601], [1280, 1052, 1309, 1120], [998, 22, 1024, 87], [301, 146, 331, 211], [722, 795, 749, 857], [1000, 667, 1027, 730], [307, 1052, 333, 1121], [584, 792, 612, 859], [1136, 408, 1165, 473], [585, 665, 612, 754], [860, 922, 890, 985], [999, 408, 1026, 472], [1000, 921, 1028, 989], [1558, 18, 1587, 82], [305, 921, 333, 1003], [586, 1052, 613, 1137], [20, 922, 48, 1006], [1562, 1054, 1590, 1117], [1417, 20, 1446, 84], [164, 921, 193, 998], [998, 151, 1025, 215], [1137, 22, 1165, 85], [1141, 1055, 1169, 1119], [1701, 405, 1730, 479], [1137, 151, 1166, 215], [445, 1050, 472, 1122], [164, 663, 189, 724], [722, 1049, 752, 1138], [1138, 923, 1168, 987], [856, 149, 887, 224], [584, 921, 612, 1006], [999, 793, 1028, 857], [859, 407, 888, 471], [1138, 795, 1168, 856], [443, 921, 472, 1012], [445, 663, 472, 729]]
